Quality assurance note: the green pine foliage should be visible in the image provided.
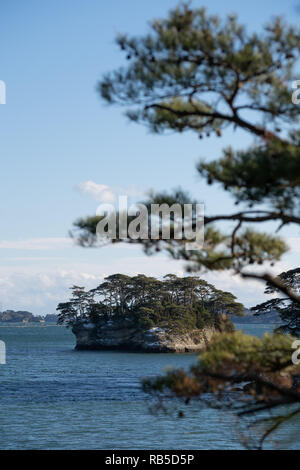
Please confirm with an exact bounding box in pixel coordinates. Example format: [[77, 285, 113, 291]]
[[251, 268, 300, 334], [56, 274, 243, 332], [69, 4, 300, 447]]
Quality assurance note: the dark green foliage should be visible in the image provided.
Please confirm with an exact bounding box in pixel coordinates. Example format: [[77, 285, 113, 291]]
[[100, 5, 300, 138], [198, 138, 300, 212], [70, 3, 300, 447], [72, 4, 300, 273], [251, 268, 300, 334], [56, 274, 243, 332], [142, 330, 300, 450]]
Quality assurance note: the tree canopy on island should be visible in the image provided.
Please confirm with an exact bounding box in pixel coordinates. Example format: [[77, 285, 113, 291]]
[[57, 274, 243, 332], [70, 4, 300, 448]]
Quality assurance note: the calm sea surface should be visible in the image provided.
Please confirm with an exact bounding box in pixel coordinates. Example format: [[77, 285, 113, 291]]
[[0, 322, 299, 450]]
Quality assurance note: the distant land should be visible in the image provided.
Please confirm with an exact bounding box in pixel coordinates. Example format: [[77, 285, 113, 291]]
[[0, 308, 280, 325], [0, 310, 57, 323], [230, 309, 280, 324]]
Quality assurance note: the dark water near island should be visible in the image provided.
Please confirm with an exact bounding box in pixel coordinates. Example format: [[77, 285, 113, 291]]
[[0, 322, 299, 450]]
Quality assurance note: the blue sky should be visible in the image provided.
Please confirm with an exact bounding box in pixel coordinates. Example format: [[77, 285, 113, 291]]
[[0, 0, 300, 314]]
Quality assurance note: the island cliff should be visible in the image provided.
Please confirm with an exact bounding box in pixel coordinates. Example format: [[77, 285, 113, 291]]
[[72, 318, 230, 353]]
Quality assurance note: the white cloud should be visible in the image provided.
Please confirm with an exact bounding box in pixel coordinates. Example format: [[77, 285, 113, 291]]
[[0, 250, 185, 314], [75, 180, 144, 204], [0, 255, 275, 315], [75, 181, 116, 203], [0, 235, 298, 315], [0, 268, 100, 314], [0, 237, 73, 250]]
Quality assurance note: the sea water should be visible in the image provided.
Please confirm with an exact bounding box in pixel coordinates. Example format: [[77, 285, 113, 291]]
[[0, 323, 299, 449]]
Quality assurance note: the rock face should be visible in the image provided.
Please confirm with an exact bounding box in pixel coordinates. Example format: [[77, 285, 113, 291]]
[[72, 317, 230, 353]]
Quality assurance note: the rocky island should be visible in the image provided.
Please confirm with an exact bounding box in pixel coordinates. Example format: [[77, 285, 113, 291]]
[[72, 318, 222, 353], [0, 310, 58, 323], [57, 274, 243, 352]]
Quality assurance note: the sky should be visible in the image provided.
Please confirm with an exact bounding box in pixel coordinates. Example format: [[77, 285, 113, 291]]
[[0, 0, 300, 314]]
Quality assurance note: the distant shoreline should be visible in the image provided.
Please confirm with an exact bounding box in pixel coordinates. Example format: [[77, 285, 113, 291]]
[[0, 322, 59, 327]]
